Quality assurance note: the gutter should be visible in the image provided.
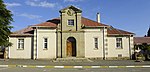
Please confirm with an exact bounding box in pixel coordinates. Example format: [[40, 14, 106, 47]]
[[31, 26, 57, 28], [10, 34, 34, 37], [83, 26, 108, 28]]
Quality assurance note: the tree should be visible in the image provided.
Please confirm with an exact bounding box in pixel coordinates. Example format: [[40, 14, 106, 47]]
[[147, 27, 150, 37], [135, 43, 150, 60], [0, 0, 13, 47]]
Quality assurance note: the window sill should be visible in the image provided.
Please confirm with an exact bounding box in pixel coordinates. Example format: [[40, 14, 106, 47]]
[[67, 25, 74, 27], [116, 48, 123, 49], [17, 49, 24, 50], [43, 48, 48, 50], [94, 48, 98, 50]]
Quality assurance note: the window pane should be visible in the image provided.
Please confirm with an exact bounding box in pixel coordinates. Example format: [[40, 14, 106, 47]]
[[18, 43, 20, 48], [21, 43, 24, 48], [44, 43, 47, 48], [21, 39, 24, 43], [44, 38, 47, 42], [18, 39, 24, 49], [68, 20, 74, 26], [117, 43, 120, 47], [44, 38, 48, 49], [116, 38, 122, 48], [94, 38, 98, 49]]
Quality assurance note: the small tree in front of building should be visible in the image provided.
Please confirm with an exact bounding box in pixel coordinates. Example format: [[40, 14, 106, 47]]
[[136, 43, 150, 60]]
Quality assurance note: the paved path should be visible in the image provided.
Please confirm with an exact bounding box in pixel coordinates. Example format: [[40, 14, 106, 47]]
[[0, 59, 150, 66], [1, 59, 150, 72], [1, 68, 150, 72], [0, 59, 150, 68]]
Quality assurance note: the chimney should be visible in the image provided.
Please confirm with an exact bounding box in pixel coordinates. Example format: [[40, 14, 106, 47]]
[[97, 12, 100, 23]]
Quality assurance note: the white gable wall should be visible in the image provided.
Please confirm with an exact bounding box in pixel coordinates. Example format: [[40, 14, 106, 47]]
[[84, 28, 104, 58], [9, 37, 32, 59], [107, 36, 130, 58], [36, 28, 56, 59]]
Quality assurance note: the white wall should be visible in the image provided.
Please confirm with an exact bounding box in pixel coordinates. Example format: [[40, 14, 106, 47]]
[[107, 36, 130, 57], [9, 37, 32, 59], [37, 29, 56, 59], [9, 28, 133, 59], [84, 28, 104, 58]]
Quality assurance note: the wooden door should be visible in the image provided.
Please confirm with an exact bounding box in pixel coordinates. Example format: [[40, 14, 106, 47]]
[[67, 41, 72, 57]]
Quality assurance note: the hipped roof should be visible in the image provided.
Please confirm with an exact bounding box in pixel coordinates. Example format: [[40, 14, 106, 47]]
[[10, 17, 134, 36], [134, 37, 150, 44]]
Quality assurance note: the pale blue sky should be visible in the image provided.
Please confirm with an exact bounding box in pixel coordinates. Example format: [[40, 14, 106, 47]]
[[3, 0, 150, 36]]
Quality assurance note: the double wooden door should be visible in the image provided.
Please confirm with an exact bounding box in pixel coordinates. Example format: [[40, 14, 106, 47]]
[[66, 37, 76, 57]]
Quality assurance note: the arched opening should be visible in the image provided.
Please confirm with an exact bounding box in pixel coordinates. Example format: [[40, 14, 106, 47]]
[[66, 37, 76, 57]]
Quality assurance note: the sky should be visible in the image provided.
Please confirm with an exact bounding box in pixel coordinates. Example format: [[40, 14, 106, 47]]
[[3, 0, 150, 36]]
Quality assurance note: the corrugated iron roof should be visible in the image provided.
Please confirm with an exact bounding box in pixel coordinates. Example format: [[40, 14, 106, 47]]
[[10, 17, 134, 36], [107, 26, 134, 35], [34, 18, 60, 27], [134, 37, 150, 44], [12, 26, 33, 35], [81, 17, 108, 27]]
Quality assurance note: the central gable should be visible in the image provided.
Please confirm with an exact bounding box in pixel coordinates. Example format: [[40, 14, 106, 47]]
[[59, 5, 82, 13], [59, 6, 82, 31]]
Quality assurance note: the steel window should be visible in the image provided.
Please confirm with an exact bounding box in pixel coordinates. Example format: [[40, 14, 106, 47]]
[[94, 38, 98, 49], [116, 38, 122, 48], [68, 19, 74, 26], [18, 39, 24, 49], [43, 38, 48, 49]]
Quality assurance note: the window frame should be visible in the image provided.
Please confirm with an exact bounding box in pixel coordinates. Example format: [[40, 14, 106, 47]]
[[43, 37, 48, 50], [94, 37, 99, 49], [68, 19, 74, 26], [17, 39, 24, 50], [116, 38, 123, 49]]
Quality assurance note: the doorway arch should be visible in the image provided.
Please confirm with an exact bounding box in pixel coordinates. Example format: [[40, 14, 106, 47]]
[[66, 37, 76, 57]]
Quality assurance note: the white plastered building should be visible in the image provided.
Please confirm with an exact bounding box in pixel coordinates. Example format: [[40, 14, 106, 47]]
[[8, 6, 134, 60]]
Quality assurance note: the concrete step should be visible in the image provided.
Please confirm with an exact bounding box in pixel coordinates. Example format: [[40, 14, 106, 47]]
[[53, 58, 93, 62]]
